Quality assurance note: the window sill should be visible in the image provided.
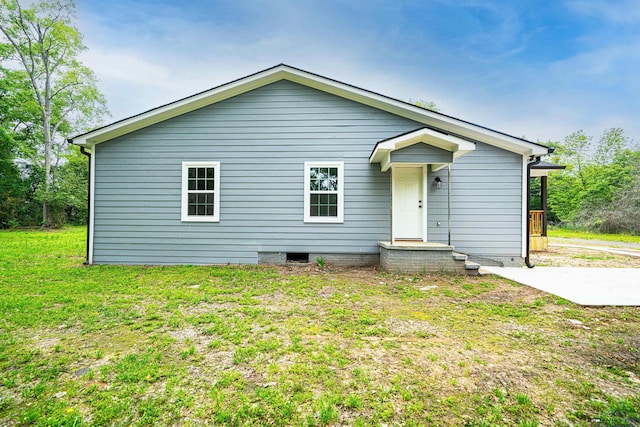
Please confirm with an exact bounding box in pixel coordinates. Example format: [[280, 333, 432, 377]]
[[181, 217, 220, 223], [304, 217, 344, 224]]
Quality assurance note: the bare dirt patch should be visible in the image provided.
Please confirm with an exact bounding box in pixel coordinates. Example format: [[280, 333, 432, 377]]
[[531, 244, 640, 267]]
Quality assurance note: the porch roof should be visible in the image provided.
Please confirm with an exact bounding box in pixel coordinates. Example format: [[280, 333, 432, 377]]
[[531, 160, 566, 177], [369, 127, 476, 172]]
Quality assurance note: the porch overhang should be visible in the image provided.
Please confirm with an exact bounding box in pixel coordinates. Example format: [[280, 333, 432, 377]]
[[369, 127, 476, 172], [530, 160, 566, 177]]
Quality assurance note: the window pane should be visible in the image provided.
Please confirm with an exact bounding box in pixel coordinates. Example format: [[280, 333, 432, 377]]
[[188, 194, 196, 203], [310, 168, 320, 191], [206, 205, 213, 215], [309, 167, 339, 191], [197, 205, 205, 215], [188, 205, 196, 215], [197, 194, 205, 203], [206, 168, 214, 178], [309, 192, 338, 217], [206, 179, 214, 190], [188, 179, 196, 190], [197, 168, 205, 178], [329, 168, 338, 191], [188, 168, 196, 178]]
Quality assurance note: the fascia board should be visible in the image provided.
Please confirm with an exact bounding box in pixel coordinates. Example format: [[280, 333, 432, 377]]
[[369, 128, 475, 165], [283, 69, 546, 155], [72, 64, 550, 157], [530, 168, 564, 177]]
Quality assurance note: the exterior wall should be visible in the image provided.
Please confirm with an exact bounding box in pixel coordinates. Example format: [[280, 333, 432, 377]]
[[427, 142, 523, 263], [92, 80, 421, 265], [390, 143, 452, 164]]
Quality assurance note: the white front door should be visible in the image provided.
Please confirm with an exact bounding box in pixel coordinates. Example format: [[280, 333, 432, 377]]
[[393, 167, 423, 240]]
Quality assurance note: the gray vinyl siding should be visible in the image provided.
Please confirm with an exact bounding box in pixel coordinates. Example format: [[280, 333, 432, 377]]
[[427, 142, 523, 259], [92, 80, 420, 264], [390, 143, 453, 164]]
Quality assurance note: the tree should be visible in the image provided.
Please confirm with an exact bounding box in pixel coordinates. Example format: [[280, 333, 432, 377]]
[[36, 145, 88, 225], [594, 128, 631, 166], [0, 66, 36, 227], [547, 128, 639, 233], [0, 0, 107, 226], [593, 173, 640, 234], [0, 120, 24, 228], [411, 99, 440, 112]]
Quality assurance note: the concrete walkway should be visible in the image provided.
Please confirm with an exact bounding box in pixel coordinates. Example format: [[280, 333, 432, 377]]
[[482, 266, 640, 306]]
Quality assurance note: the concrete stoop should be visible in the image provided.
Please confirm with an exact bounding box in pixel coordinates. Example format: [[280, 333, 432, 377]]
[[379, 242, 479, 275]]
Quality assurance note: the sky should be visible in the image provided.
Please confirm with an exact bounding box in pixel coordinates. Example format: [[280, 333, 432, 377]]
[[73, 0, 640, 144]]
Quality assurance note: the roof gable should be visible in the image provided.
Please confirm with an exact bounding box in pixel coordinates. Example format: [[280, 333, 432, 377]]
[[370, 127, 476, 172], [70, 64, 550, 156]]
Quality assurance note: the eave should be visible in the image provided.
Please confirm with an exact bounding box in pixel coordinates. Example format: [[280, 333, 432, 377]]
[[69, 63, 551, 157]]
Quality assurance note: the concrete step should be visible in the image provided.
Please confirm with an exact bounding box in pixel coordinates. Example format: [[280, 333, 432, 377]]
[[452, 252, 468, 261], [464, 261, 481, 271]]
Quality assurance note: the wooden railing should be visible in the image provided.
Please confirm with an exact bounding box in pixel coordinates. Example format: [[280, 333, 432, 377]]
[[529, 210, 544, 236]]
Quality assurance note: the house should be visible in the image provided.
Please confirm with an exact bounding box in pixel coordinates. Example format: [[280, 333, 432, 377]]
[[69, 64, 553, 273]]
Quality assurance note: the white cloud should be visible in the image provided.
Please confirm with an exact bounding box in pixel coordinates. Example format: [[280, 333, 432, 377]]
[[566, 0, 640, 24], [71, 0, 640, 144]]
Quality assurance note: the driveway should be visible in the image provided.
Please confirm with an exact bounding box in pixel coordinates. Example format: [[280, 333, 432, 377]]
[[481, 266, 640, 306]]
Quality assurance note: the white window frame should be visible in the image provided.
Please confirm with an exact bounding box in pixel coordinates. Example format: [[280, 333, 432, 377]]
[[181, 161, 220, 222], [304, 161, 344, 223]]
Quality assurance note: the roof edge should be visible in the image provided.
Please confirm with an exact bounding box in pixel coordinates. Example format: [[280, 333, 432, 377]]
[[71, 63, 552, 156]]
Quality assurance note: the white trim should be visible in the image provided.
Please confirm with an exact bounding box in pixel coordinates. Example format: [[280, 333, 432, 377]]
[[181, 161, 220, 222], [369, 128, 476, 172], [391, 165, 424, 241], [422, 166, 428, 242], [304, 161, 344, 223], [88, 147, 95, 264], [391, 167, 396, 242], [530, 168, 563, 177], [71, 64, 549, 157], [521, 157, 528, 259]]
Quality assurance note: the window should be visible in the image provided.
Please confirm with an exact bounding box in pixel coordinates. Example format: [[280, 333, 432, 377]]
[[304, 161, 344, 223], [181, 161, 220, 222]]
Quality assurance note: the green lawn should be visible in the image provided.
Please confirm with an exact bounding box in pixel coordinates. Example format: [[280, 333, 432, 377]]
[[1, 227, 639, 426], [548, 227, 640, 244]]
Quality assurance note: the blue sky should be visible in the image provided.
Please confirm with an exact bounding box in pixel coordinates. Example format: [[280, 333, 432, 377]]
[[75, 0, 640, 143]]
